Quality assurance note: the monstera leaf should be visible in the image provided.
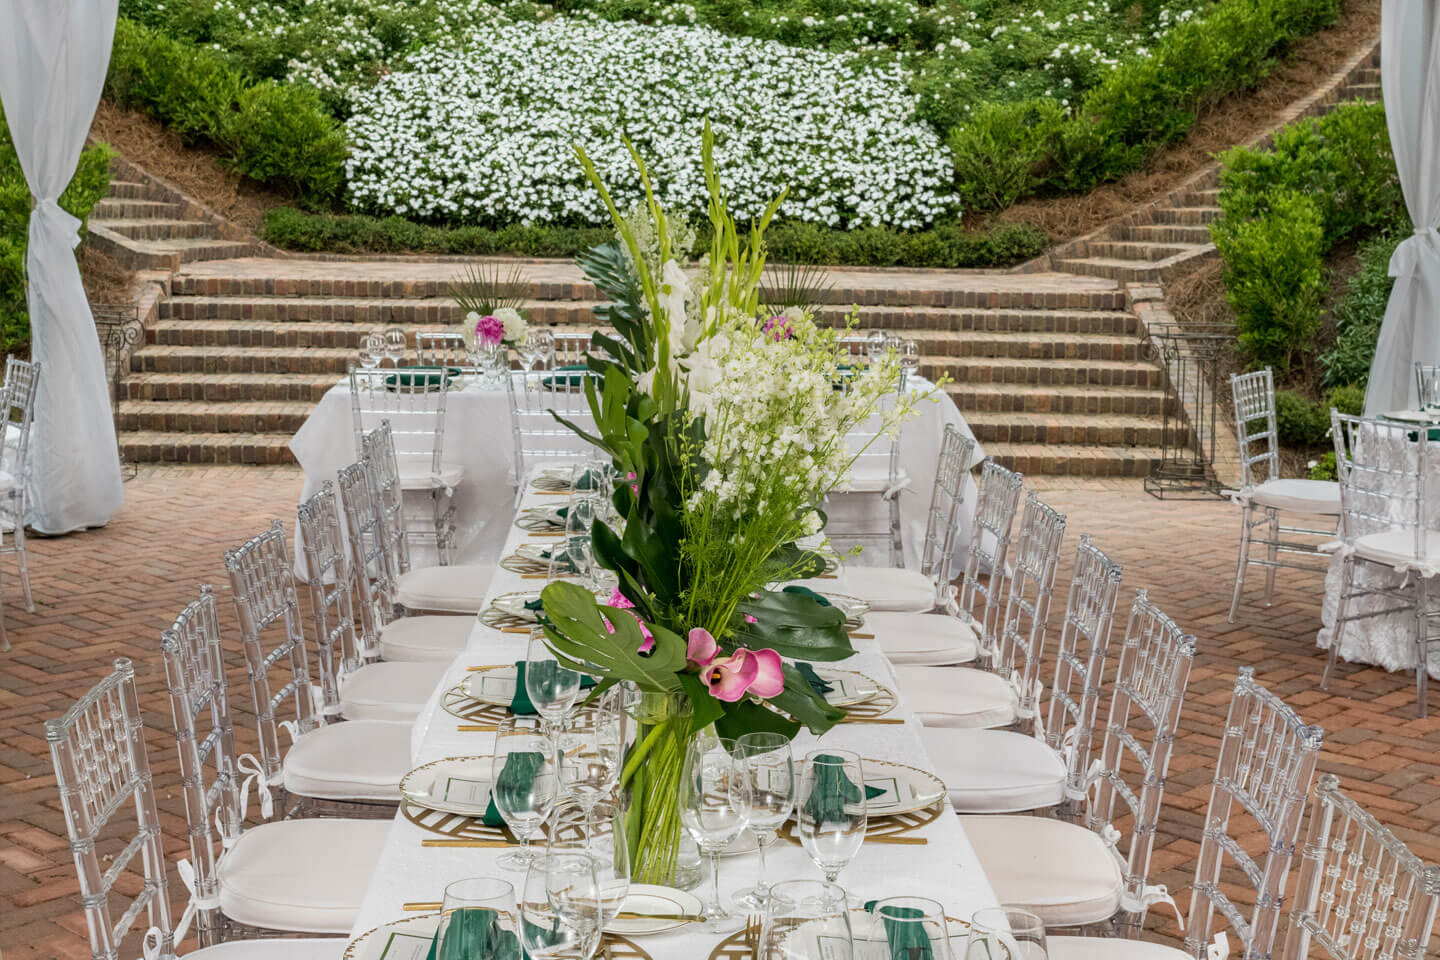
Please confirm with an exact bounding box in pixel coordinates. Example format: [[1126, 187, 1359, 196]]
[[731, 588, 853, 662], [540, 581, 685, 692]]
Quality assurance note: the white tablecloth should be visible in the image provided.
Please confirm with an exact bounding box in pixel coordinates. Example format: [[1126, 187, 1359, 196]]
[[289, 375, 983, 578], [346, 484, 1001, 953]]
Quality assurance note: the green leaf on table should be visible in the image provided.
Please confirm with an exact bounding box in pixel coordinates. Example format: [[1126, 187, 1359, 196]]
[[770, 662, 846, 734], [540, 581, 684, 692], [768, 542, 828, 580], [677, 671, 726, 734], [714, 697, 801, 742], [732, 588, 853, 662]]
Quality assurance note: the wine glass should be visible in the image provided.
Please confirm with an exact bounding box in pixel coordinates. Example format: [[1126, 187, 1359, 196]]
[[531, 329, 556, 370], [520, 851, 604, 960], [561, 701, 622, 834], [492, 715, 561, 871], [548, 798, 631, 931], [900, 339, 921, 389], [680, 733, 748, 932], [760, 880, 854, 960], [526, 631, 583, 738], [865, 329, 888, 363], [865, 897, 952, 960], [796, 749, 866, 906], [565, 497, 597, 589], [382, 326, 408, 367], [517, 330, 545, 373], [357, 333, 385, 371], [966, 908, 1047, 960], [729, 732, 794, 911], [432, 877, 520, 960], [1416, 362, 1440, 413]]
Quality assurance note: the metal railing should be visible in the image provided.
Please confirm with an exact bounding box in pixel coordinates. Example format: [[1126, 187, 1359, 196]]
[[1144, 322, 1235, 500], [92, 304, 142, 481]]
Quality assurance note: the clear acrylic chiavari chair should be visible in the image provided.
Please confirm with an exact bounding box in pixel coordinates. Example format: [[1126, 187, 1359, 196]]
[[957, 458, 1026, 666], [832, 336, 908, 569], [1326, 410, 1440, 717], [1225, 368, 1340, 622], [919, 534, 1122, 815], [961, 589, 1196, 940], [1282, 774, 1440, 960], [414, 330, 474, 371], [160, 587, 380, 947], [0, 355, 40, 650], [362, 419, 410, 583], [349, 365, 462, 565], [507, 367, 599, 488], [895, 491, 1067, 730], [225, 521, 411, 814]]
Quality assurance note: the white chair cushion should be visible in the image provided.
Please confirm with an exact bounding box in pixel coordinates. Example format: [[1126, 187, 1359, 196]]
[[284, 720, 412, 801], [340, 661, 450, 722], [191, 939, 348, 959], [1353, 530, 1440, 570], [1047, 937, 1190, 960], [871, 612, 979, 666], [893, 666, 1015, 729], [218, 818, 391, 934], [796, 568, 936, 614], [959, 815, 1123, 927], [379, 614, 474, 662], [846, 465, 908, 494], [398, 462, 465, 490], [1249, 478, 1340, 515], [919, 728, 1064, 812], [394, 564, 492, 613]]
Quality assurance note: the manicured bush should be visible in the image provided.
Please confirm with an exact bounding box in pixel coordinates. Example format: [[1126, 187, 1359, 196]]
[[1326, 383, 1365, 416], [1274, 388, 1331, 447], [947, 100, 1066, 213], [1321, 226, 1407, 389]]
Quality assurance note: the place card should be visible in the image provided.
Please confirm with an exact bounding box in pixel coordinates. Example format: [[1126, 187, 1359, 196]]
[[442, 775, 490, 808], [376, 931, 432, 960]]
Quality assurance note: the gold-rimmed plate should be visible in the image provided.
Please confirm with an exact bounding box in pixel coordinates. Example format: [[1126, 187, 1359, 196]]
[[398, 756, 495, 817], [812, 668, 880, 707], [605, 885, 705, 936], [856, 758, 947, 817]]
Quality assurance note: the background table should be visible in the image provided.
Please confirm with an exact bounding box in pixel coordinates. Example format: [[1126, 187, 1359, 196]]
[[346, 483, 1001, 955], [289, 374, 983, 579]]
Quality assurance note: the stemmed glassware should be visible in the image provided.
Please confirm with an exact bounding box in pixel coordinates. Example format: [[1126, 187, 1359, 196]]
[[525, 632, 583, 739], [358, 333, 385, 371], [729, 731, 794, 911], [382, 326, 408, 367], [529, 329, 557, 371], [561, 699, 622, 834], [547, 798, 631, 933], [760, 880, 854, 960], [491, 715, 560, 871], [865, 897, 953, 960], [1416, 362, 1440, 414], [965, 908, 1047, 960], [432, 877, 521, 960], [680, 733, 749, 932], [796, 749, 867, 907], [865, 329, 888, 364], [564, 496, 598, 590], [900, 339, 921, 389], [520, 851, 605, 960]]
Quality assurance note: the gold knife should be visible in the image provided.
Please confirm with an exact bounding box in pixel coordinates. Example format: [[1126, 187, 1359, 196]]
[[421, 839, 516, 848]]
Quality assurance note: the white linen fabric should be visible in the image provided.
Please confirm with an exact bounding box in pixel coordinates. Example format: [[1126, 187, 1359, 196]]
[[1366, 0, 1440, 414], [959, 815, 1123, 927], [344, 485, 1002, 953], [284, 720, 413, 801], [1246, 478, 1341, 515], [919, 727, 1065, 812], [378, 614, 474, 661], [339, 661, 451, 722], [870, 612, 979, 665], [1046, 937, 1191, 960], [0, 0, 124, 532], [393, 564, 493, 613], [189, 940, 347, 959], [892, 665, 1016, 728], [219, 818, 391, 934], [796, 566, 937, 613]]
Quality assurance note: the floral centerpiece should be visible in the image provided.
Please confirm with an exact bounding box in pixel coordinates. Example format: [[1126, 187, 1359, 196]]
[[450, 262, 530, 354], [539, 124, 926, 884]]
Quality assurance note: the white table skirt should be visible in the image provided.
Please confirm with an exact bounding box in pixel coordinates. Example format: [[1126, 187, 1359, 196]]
[[289, 375, 984, 578], [346, 484, 1001, 953]]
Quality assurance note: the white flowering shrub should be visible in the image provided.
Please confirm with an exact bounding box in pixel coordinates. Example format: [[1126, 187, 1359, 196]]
[[343, 16, 956, 229]]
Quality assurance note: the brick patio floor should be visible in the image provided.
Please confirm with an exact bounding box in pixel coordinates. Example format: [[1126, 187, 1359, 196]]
[[1, 467, 1436, 958]]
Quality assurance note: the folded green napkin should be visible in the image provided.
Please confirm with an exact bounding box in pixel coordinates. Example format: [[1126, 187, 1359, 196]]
[[427, 906, 523, 960], [385, 366, 462, 390], [796, 662, 834, 697], [803, 753, 885, 825], [542, 364, 589, 390], [783, 584, 832, 607], [863, 901, 934, 960], [522, 597, 545, 615], [487, 749, 546, 827], [508, 660, 595, 716], [539, 537, 588, 573], [572, 469, 600, 492]]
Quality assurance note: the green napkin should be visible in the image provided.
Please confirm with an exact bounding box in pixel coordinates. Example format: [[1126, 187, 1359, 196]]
[[522, 597, 545, 615], [542, 364, 589, 390], [572, 469, 600, 492], [803, 753, 885, 825], [488, 749, 546, 826], [385, 366, 462, 390], [796, 662, 834, 697], [862, 901, 934, 960], [426, 906, 523, 960], [508, 661, 595, 716], [783, 584, 832, 607]]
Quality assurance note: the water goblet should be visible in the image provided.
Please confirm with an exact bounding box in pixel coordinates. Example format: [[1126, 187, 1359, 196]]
[[492, 715, 561, 871], [526, 631, 583, 739], [432, 877, 521, 960], [864, 897, 952, 960], [865, 328, 888, 362], [1416, 362, 1440, 413], [531, 329, 556, 370], [729, 731, 794, 911], [900, 339, 921, 387], [680, 733, 748, 932], [358, 333, 385, 371], [520, 851, 604, 960], [965, 908, 1047, 960], [565, 497, 598, 589], [382, 326, 409, 367], [561, 702, 622, 833], [760, 880, 854, 960], [796, 749, 867, 907], [547, 797, 631, 930]]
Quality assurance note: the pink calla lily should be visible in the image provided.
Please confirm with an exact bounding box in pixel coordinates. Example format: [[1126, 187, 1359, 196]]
[[703, 652, 760, 702], [747, 648, 785, 698], [687, 628, 719, 669]]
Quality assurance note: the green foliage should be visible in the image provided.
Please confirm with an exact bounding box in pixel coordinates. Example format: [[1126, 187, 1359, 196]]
[[1308, 451, 1337, 480], [1211, 190, 1326, 371], [1274, 388, 1331, 447], [1321, 226, 1408, 389], [1326, 383, 1365, 417], [107, 18, 347, 202], [947, 100, 1066, 212]]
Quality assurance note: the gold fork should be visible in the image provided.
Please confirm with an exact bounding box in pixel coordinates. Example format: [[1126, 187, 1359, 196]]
[[743, 914, 762, 957]]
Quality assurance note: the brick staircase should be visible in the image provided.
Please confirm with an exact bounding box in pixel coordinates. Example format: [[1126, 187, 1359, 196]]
[[118, 259, 1176, 475]]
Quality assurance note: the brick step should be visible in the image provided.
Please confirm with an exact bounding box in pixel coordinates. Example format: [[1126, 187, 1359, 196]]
[[918, 331, 1149, 362], [147, 319, 457, 349], [118, 400, 313, 435], [92, 199, 183, 219], [1124, 224, 1213, 244], [1056, 258, 1169, 283], [94, 233, 256, 271], [1086, 241, 1208, 262], [1150, 207, 1220, 226], [985, 442, 1167, 478], [121, 372, 339, 403], [964, 411, 1180, 447], [1346, 83, 1381, 101], [131, 345, 358, 375], [1184, 189, 1220, 205], [946, 383, 1171, 417], [97, 218, 215, 241], [1353, 66, 1379, 84], [120, 430, 294, 465], [106, 180, 153, 201], [920, 356, 1165, 388]]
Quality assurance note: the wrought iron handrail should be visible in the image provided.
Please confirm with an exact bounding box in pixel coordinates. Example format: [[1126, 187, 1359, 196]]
[[1144, 322, 1235, 500]]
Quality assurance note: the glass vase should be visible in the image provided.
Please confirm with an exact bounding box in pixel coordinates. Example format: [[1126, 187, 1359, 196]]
[[620, 688, 702, 889], [477, 343, 507, 389]]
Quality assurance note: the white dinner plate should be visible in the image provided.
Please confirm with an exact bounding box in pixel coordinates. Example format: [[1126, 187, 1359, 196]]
[[814, 668, 880, 707], [398, 756, 495, 816], [604, 884, 705, 936], [345, 914, 439, 960], [490, 591, 545, 621], [464, 665, 520, 706], [1382, 408, 1440, 424], [857, 758, 947, 816], [844, 911, 981, 960], [519, 504, 568, 528], [823, 593, 870, 625]]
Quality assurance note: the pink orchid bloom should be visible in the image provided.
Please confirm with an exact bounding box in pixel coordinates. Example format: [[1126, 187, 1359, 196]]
[[686, 628, 718, 669], [602, 591, 654, 653], [702, 647, 785, 702], [609, 587, 634, 610]]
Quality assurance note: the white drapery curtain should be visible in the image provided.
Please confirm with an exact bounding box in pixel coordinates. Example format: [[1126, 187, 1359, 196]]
[[1366, 0, 1440, 415], [0, 0, 124, 533]]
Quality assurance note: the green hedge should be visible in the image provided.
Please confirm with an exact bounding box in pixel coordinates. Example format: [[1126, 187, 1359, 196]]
[[1275, 384, 1364, 447], [105, 18, 347, 204], [1, 111, 111, 355], [262, 207, 1049, 268], [1320, 226, 1407, 388]]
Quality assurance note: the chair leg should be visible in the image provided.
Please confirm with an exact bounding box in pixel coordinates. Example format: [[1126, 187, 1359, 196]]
[[0, 561, 8, 653], [430, 487, 449, 566], [887, 493, 903, 569], [1228, 506, 1253, 623], [1322, 556, 1354, 691], [1415, 576, 1430, 719], [1262, 507, 1279, 607]]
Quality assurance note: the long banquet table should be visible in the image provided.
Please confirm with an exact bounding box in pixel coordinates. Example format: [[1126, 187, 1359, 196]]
[[346, 482, 1002, 954]]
